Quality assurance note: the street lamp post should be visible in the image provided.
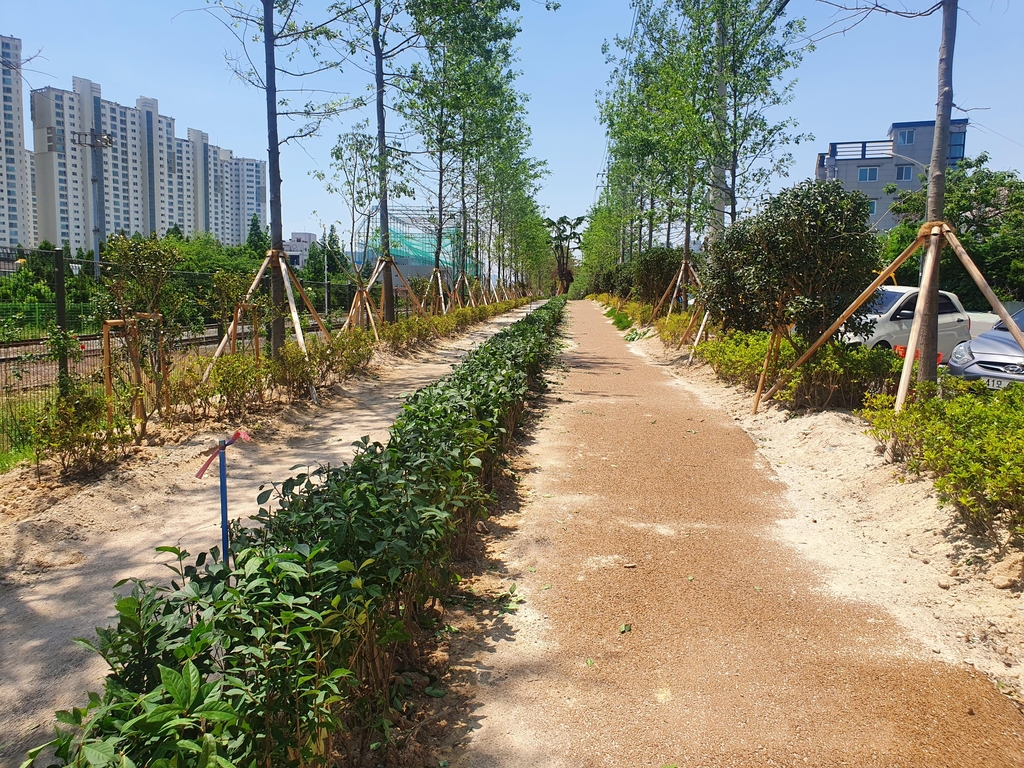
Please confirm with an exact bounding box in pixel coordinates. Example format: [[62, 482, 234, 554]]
[[70, 129, 114, 278]]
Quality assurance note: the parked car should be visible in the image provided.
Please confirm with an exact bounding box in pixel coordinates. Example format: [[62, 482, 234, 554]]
[[947, 308, 1024, 389], [849, 285, 972, 360]]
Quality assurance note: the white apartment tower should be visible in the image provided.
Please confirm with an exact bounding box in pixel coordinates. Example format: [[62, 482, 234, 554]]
[[1, 35, 31, 247], [17, 43, 266, 251]]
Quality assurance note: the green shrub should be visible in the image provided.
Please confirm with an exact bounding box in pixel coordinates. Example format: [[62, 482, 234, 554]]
[[33, 382, 129, 472], [861, 377, 1024, 530], [209, 354, 266, 418], [699, 179, 880, 341], [631, 247, 683, 305], [655, 312, 695, 345], [28, 298, 568, 768], [695, 330, 900, 409]]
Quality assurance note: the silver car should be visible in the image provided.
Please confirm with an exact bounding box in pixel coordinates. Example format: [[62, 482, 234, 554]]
[[948, 308, 1024, 389], [852, 285, 972, 360]]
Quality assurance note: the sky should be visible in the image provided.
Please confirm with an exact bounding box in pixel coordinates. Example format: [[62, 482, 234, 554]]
[[5, 1, 1023, 239]]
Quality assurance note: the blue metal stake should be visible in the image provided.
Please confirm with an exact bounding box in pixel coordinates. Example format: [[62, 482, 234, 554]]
[[218, 439, 229, 566]]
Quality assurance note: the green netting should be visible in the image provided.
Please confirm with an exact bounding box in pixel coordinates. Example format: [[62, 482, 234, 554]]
[[368, 227, 460, 271]]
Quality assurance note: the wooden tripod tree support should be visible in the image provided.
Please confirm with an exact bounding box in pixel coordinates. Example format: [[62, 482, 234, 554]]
[[204, 251, 329, 403], [651, 261, 701, 324], [423, 268, 450, 316], [756, 222, 1024, 413]]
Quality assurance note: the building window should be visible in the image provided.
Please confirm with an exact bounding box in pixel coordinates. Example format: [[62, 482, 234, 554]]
[[858, 167, 879, 183], [896, 165, 913, 181], [867, 200, 877, 215], [898, 129, 915, 146], [948, 130, 966, 161]]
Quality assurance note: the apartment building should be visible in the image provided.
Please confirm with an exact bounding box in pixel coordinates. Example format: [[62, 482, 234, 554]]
[[0, 35, 267, 250], [815, 118, 968, 231], [1, 35, 31, 248]]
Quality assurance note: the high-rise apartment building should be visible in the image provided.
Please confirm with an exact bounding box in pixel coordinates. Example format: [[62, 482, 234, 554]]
[[0, 35, 268, 250], [1, 35, 31, 248], [30, 76, 266, 251]]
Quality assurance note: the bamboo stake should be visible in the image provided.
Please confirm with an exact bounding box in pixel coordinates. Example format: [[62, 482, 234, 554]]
[[676, 306, 704, 350], [230, 305, 240, 354], [752, 329, 782, 414], [204, 256, 272, 382], [893, 227, 942, 413], [760, 233, 928, 404], [695, 310, 711, 345], [283, 260, 331, 341], [943, 226, 1024, 353]]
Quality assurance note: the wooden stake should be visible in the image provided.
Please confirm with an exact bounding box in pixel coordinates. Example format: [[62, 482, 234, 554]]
[[759, 233, 928, 405], [676, 306, 704, 350], [753, 329, 782, 414], [893, 228, 942, 413], [204, 256, 272, 382], [283, 260, 331, 341]]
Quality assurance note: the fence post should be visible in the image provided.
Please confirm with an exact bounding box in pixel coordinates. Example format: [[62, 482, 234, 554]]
[[53, 249, 69, 396]]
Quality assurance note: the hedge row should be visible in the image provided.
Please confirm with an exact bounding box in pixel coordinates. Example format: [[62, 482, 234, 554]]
[[26, 297, 566, 768]]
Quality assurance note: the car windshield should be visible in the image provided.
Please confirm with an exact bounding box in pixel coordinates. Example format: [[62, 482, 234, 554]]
[[995, 308, 1024, 331], [864, 288, 904, 316]]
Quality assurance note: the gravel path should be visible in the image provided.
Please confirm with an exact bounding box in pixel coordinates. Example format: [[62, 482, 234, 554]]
[[447, 300, 1024, 767], [0, 305, 535, 768]]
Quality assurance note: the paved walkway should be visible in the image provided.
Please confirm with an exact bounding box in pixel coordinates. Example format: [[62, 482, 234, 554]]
[[448, 300, 1024, 767]]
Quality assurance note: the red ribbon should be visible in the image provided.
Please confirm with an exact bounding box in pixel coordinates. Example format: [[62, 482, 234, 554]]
[[195, 430, 251, 479]]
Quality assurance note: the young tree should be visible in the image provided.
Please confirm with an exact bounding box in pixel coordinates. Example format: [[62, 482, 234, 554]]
[[210, 0, 359, 355], [544, 216, 584, 295]]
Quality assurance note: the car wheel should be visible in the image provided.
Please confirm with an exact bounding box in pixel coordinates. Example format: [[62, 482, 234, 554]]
[[873, 341, 891, 350]]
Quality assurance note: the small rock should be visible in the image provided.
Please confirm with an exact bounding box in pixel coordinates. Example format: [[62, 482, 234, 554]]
[[623, 563, 637, 569], [938, 579, 951, 590], [992, 574, 1017, 590], [922, 558, 930, 564], [933, 648, 942, 654], [474, 521, 489, 534], [967, 707, 975, 716], [949, 567, 960, 577]]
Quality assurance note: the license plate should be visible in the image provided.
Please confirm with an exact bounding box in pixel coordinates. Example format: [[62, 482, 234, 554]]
[[984, 377, 1012, 390]]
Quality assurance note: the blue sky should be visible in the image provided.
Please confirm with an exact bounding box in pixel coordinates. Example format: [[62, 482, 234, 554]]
[[6, 1, 1023, 237]]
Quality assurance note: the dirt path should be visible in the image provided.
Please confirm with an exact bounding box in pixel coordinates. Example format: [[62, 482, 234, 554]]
[[443, 300, 1024, 767], [0, 305, 535, 768]]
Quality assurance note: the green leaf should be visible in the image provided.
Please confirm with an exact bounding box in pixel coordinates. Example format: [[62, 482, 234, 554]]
[[619, 623, 632, 634], [159, 665, 188, 710], [80, 739, 116, 767], [424, 686, 447, 698], [256, 488, 273, 505]]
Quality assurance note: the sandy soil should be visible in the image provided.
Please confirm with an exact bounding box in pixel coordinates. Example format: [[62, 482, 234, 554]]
[[0, 304, 535, 768], [430, 300, 1024, 767]]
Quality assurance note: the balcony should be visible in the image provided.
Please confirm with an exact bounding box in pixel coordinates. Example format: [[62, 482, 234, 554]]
[[818, 140, 893, 166]]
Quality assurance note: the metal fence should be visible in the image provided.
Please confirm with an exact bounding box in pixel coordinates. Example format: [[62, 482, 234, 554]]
[[0, 248, 383, 453]]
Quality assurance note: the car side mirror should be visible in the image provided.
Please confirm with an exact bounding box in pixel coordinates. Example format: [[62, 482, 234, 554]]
[[894, 310, 914, 321]]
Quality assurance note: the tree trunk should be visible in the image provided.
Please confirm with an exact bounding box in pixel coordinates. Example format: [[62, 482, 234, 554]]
[[372, 0, 395, 322], [708, 14, 728, 243], [918, 0, 958, 384], [263, 0, 286, 357]]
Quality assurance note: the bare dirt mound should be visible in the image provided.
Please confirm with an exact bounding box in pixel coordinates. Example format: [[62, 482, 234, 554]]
[[439, 300, 1024, 767]]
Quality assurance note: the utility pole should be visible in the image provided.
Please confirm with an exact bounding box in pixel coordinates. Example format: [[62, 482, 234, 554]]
[[70, 129, 113, 278]]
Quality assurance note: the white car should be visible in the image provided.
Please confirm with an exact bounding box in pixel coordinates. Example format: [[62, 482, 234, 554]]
[[850, 285, 972, 360]]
